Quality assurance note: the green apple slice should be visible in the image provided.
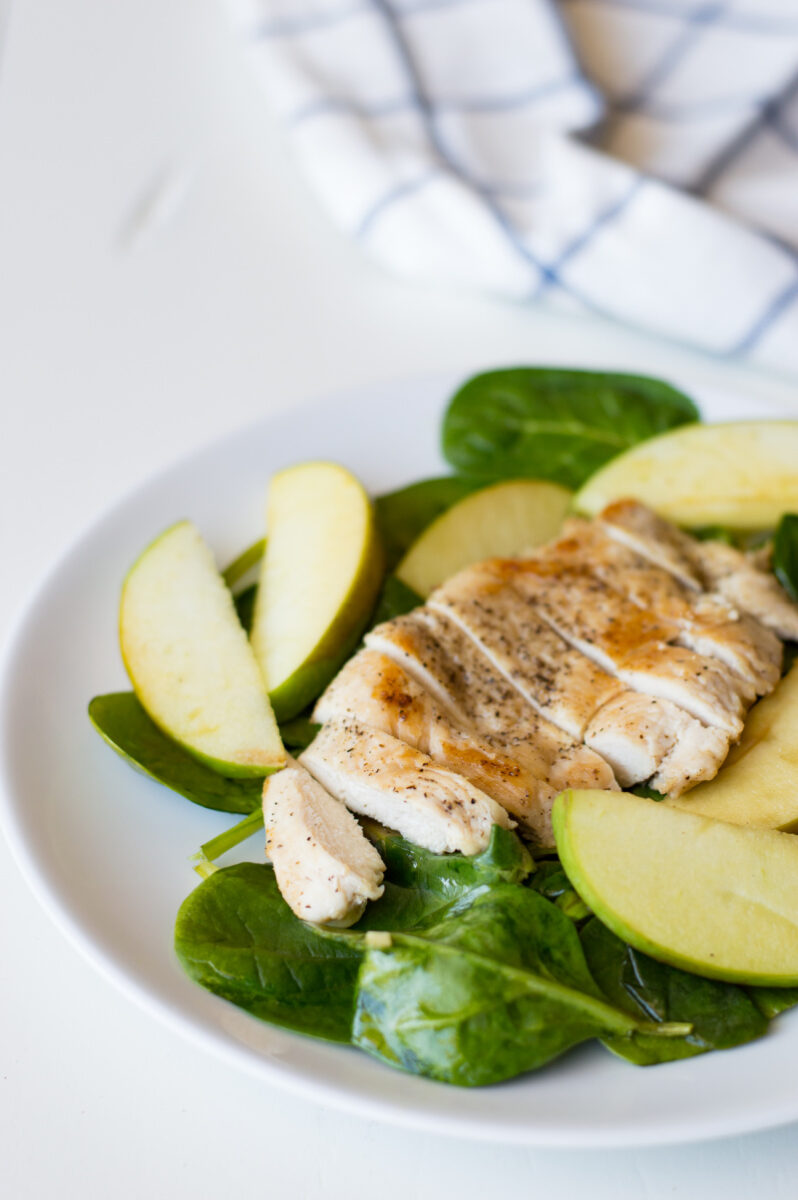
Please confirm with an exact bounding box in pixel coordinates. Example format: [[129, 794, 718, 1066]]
[[553, 789, 798, 985], [396, 479, 572, 597], [120, 521, 285, 778], [574, 420, 798, 530], [250, 462, 383, 722], [670, 662, 798, 831]]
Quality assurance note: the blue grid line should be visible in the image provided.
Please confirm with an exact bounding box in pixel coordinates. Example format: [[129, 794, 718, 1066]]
[[693, 71, 798, 195], [367, 0, 549, 290], [729, 275, 798, 356], [559, 0, 798, 36], [364, 0, 650, 308], [767, 109, 798, 155], [548, 178, 645, 274], [355, 168, 442, 236], [611, 3, 726, 114]]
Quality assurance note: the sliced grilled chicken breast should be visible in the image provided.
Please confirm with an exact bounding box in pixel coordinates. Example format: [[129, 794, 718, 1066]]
[[559, 518, 782, 694], [585, 692, 729, 794], [598, 499, 702, 590], [300, 719, 513, 855], [477, 556, 752, 735], [600, 499, 798, 641], [428, 564, 624, 740], [692, 540, 798, 642], [313, 648, 557, 842], [417, 570, 729, 795], [366, 608, 618, 795], [263, 762, 384, 926]]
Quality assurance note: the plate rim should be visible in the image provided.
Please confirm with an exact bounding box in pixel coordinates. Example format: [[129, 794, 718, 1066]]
[[4, 371, 798, 1149]]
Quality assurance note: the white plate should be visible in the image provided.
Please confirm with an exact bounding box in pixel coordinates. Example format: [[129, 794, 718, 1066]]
[[3, 373, 798, 1149]]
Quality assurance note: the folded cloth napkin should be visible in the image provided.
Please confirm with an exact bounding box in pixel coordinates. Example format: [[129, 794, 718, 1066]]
[[228, 0, 798, 374]]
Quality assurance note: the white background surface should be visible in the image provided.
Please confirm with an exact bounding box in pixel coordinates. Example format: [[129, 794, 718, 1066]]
[[3, 1, 798, 1195]]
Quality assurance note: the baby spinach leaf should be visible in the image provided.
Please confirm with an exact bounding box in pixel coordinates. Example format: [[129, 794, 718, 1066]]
[[630, 783, 666, 802], [278, 714, 321, 751], [691, 526, 737, 546], [368, 824, 533, 893], [773, 514, 798, 603], [222, 539, 265, 588], [441, 368, 699, 489], [375, 477, 481, 571], [233, 583, 257, 634], [747, 985, 798, 1019], [527, 860, 590, 921], [88, 693, 264, 814], [357, 825, 534, 932], [580, 918, 767, 1065], [367, 575, 423, 631], [175, 863, 363, 1042], [353, 888, 685, 1086]]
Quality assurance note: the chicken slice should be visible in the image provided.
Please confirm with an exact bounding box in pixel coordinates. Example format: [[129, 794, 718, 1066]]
[[691, 540, 798, 642], [410, 578, 720, 787], [599, 499, 798, 642], [428, 563, 624, 740], [558, 518, 782, 694], [584, 692, 729, 795], [300, 720, 513, 855], [262, 762, 384, 926], [598, 499, 702, 590], [480, 556, 752, 736], [313, 648, 557, 843], [366, 608, 618, 795]]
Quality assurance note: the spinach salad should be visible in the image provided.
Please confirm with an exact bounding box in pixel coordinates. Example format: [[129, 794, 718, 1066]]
[[90, 368, 798, 1088]]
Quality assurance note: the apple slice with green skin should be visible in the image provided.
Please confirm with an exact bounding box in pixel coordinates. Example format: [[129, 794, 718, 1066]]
[[120, 521, 285, 778], [574, 420, 798, 530], [669, 661, 798, 832], [396, 479, 572, 597], [553, 789, 798, 986], [250, 462, 384, 722]]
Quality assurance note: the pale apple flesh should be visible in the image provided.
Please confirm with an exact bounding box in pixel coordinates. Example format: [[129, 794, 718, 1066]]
[[396, 479, 572, 598], [575, 421, 798, 530], [120, 521, 285, 778], [669, 662, 798, 831], [250, 462, 383, 722], [554, 789, 798, 986]]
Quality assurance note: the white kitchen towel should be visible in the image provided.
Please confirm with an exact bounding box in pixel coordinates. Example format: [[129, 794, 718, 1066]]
[[228, 0, 798, 374]]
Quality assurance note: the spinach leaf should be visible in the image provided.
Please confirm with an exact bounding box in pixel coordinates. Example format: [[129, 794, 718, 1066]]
[[580, 918, 767, 1065], [441, 368, 699, 489], [773, 514, 798, 603], [747, 986, 798, 1019], [367, 575, 423, 631], [375, 477, 481, 571], [174, 827, 691, 1083], [630, 783, 666, 802], [233, 583, 257, 634], [278, 714, 321, 751], [175, 863, 362, 1042], [88, 693, 263, 814], [691, 526, 737, 546], [353, 887, 685, 1086], [527, 860, 590, 921], [222, 539, 265, 588], [357, 825, 534, 932]]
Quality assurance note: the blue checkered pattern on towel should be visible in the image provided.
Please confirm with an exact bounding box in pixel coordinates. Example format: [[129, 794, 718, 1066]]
[[228, 0, 798, 373]]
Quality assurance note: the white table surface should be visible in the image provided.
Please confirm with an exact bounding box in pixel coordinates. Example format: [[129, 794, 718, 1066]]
[[3, 2, 798, 1196]]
